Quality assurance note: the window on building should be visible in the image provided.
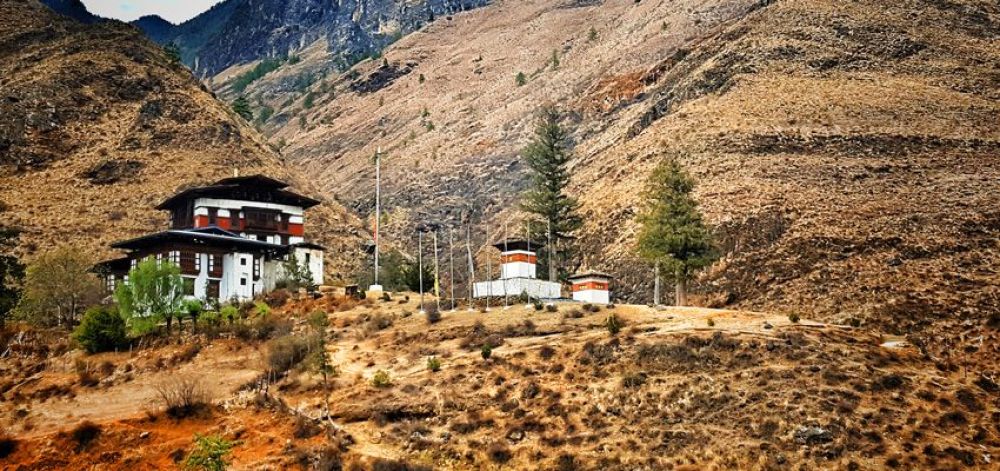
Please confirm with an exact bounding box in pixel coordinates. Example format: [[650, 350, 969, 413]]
[[253, 257, 261, 279], [208, 208, 218, 225], [305, 252, 311, 264], [169, 251, 180, 266], [182, 277, 195, 296], [207, 280, 220, 300], [240, 277, 247, 286], [106, 275, 116, 293], [194, 253, 202, 271], [240, 257, 247, 266], [208, 254, 215, 273], [131, 259, 137, 269]]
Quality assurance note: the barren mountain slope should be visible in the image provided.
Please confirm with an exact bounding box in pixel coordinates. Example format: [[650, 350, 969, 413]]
[[0, 0, 368, 277], [259, 0, 998, 329]]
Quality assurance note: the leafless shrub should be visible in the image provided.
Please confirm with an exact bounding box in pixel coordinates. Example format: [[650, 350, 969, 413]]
[[155, 377, 211, 419], [423, 302, 441, 324], [487, 443, 512, 463], [539, 345, 556, 360], [0, 429, 16, 459], [68, 420, 101, 452], [266, 334, 318, 375], [293, 415, 323, 439], [75, 360, 99, 387]]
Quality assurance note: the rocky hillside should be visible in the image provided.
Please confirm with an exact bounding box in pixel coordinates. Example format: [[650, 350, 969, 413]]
[[251, 0, 999, 331], [132, 0, 492, 77], [0, 0, 369, 279], [38, 0, 101, 24]]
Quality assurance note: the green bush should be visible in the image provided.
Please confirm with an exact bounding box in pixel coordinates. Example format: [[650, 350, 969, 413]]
[[371, 369, 392, 388], [533, 301, 544, 311], [198, 310, 221, 326], [707, 318, 715, 327], [481, 344, 492, 360], [220, 305, 238, 324], [789, 312, 801, 323], [185, 433, 235, 471], [72, 306, 127, 354], [515, 71, 527, 86], [426, 356, 441, 372]]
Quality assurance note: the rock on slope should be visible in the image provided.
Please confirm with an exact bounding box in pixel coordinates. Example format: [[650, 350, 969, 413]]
[[262, 0, 998, 331], [0, 0, 368, 278], [133, 0, 492, 77]]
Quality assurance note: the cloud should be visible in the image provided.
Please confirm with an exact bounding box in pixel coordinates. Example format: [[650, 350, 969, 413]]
[[82, 0, 224, 23]]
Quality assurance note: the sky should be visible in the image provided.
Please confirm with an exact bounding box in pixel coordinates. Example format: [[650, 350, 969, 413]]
[[82, 0, 223, 24]]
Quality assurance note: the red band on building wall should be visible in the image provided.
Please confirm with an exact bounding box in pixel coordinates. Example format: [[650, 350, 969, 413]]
[[501, 253, 537, 264], [572, 281, 609, 292], [288, 223, 304, 236], [194, 215, 209, 228]]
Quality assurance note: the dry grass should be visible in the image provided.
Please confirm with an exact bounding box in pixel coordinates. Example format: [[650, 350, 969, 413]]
[[154, 377, 212, 419]]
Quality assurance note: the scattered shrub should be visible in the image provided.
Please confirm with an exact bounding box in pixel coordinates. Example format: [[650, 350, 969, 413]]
[[427, 357, 442, 372], [481, 344, 493, 360], [707, 318, 715, 327], [253, 302, 271, 317], [198, 310, 221, 326], [69, 420, 101, 452], [75, 359, 99, 387], [789, 312, 801, 323], [605, 314, 622, 336], [515, 71, 527, 86], [621, 372, 647, 389], [307, 310, 329, 332], [380, 292, 391, 302], [545, 304, 558, 313], [363, 313, 394, 335], [185, 433, 235, 471], [539, 345, 556, 360], [266, 335, 316, 375], [424, 302, 441, 324], [0, 430, 17, 459], [184, 299, 204, 325], [848, 317, 861, 328], [371, 369, 392, 388], [72, 306, 127, 354], [487, 443, 512, 463], [292, 415, 322, 439], [220, 305, 238, 324], [155, 377, 211, 419], [264, 289, 291, 308], [583, 303, 600, 313], [533, 301, 544, 311]]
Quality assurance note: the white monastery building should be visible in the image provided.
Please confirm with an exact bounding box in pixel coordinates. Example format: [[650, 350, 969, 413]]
[[96, 175, 324, 302]]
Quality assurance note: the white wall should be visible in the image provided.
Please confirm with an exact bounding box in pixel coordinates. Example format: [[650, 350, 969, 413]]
[[193, 198, 305, 216], [573, 290, 610, 304]]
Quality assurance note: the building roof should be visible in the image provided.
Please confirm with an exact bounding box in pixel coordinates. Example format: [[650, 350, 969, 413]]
[[92, 256, 131, 273], [111, 229, 290, 254], [155, 174, 320, 210], [492, 239, 545, 252], [291, 241, 326, 251], [568, 271, 614, 281]]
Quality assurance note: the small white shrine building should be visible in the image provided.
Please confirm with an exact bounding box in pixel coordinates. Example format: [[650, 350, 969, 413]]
[[474, 239, 561, 300], [569, 271, 612, 304]]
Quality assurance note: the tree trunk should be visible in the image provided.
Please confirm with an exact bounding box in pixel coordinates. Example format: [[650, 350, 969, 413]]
[[653, 264, 661, 306], [675, 278, 687, 307]]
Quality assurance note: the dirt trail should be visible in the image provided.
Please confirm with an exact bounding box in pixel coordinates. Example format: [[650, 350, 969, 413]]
[[17, 342, 261, 438]]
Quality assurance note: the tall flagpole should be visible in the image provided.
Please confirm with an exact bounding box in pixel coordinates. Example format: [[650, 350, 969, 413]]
[[449, 228, 456, 311], [433, 229, 441, 313], [484, 220, 490, 312], [370, 147, 382, 292], [525, 220, 533, 307], [418, 230, 425, 313], [547, 218, 554, 282], [503, 220, 509, 310], [466, 220, 474, 311]]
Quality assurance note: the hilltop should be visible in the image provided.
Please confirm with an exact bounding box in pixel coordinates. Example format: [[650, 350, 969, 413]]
[[224, 0, 1000, 332], [2, 294, 998, 469], [0, 0, 368, 277]]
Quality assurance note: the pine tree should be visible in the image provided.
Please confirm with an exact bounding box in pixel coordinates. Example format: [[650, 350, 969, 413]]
[[637, 158, 717, 306], [164, 42, 181, 63], [231, 96, 252, 121], [520, 106, 582, 282]]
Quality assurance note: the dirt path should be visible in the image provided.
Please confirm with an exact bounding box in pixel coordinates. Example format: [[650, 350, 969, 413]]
[[17, 342, 262, 438]]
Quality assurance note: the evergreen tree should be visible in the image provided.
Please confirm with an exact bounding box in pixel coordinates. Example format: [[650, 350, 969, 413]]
[[0, 228, 24, 328], [520, 106, 582, 281], [637, 158, 717, 306], [164, 42, 181, 63], [231, 96, 252, 121]]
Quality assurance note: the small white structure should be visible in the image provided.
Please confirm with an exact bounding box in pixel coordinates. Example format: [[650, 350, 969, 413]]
[[569, 272, 612, 304], [474, 239, 562, 300]]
